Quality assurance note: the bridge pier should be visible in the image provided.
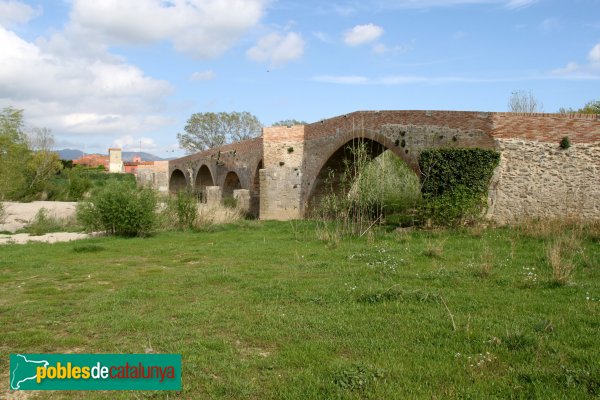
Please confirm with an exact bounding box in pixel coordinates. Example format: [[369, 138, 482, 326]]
[[259, 125, 305, 220], [205, 186, 222, 207], [233, 189, 250, 213]]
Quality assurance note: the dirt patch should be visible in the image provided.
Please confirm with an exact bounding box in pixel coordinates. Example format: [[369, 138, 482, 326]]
[[0, 201, 96, 245], [0, 201, 78, 233], [0, 232, 97, 245]]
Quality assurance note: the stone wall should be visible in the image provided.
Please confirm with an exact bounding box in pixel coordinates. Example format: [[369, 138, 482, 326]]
[[136, 161, 169, 192], [488, 139, 600, 224]]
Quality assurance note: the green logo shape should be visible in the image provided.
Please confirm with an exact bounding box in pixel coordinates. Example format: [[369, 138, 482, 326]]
[[10, 354, 181, 391]]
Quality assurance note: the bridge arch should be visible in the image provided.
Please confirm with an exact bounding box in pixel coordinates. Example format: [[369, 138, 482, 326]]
[[194, 164, 214, 201], [223, 171, 242, 198], [304, 130, 417, 210], [169, 169, 188, 194]]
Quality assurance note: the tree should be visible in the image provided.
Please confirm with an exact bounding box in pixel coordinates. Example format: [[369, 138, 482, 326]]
[[0, 107, 30, 199], [508, 90, 543, 113], [24, 127, 62, 198], [272, 119, 308, 127], [558, 100, 599, 114], [177, 111, 263, 153], [579, 100, 600, 114]]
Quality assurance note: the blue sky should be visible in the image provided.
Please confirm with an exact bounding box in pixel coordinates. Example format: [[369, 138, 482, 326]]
[[0, 0, 598, 157]]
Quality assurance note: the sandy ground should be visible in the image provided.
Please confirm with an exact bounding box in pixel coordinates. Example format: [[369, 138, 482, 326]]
[[0, 201, 94, 245]]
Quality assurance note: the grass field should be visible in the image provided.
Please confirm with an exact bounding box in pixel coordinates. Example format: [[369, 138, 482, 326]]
[[1, 221, 599, 398]]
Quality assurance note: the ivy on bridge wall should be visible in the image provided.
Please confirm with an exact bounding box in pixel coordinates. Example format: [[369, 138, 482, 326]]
[[419, 148, 501, 226]]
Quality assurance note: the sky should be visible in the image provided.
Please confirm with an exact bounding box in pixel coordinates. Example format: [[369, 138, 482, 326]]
[[0, 0, 599, 158]]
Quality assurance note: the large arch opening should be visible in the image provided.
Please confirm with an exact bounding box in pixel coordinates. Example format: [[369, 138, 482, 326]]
[[250, 160, 263, 216], [223, 171, 242, 199], [194, 165, 214, 202], [307, 138, 421, 223], [169, 169, 187, 194]]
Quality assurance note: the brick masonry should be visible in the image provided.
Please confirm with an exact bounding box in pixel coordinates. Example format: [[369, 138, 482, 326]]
[[168, 111, 600, 223]]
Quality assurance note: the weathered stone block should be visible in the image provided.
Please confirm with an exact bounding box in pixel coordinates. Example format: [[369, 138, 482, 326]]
[[205, 186, 222, 207]]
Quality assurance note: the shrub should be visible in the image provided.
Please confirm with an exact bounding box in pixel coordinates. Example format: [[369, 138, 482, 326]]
[[314, 145, 422, 235], [77, 181, 157, 237], [24, 208, 71, 236], [67, 168, 93, 200], [0, 201, 5, 224], [560, 136, 571, 150], [171, 190, 198, 229]]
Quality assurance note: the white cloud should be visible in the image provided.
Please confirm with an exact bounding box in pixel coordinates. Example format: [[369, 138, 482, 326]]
[[505, 0, 538, 9], [539, 18, 560, 32], [589, 43, 600, 63], [0, 25, 173, 136], [553, 42, 600, 78], [312, 75, 369, 84], [344, 24, 383, 46], [246, 32, 305, 68], [313, 31, 334, 44], [0, 0, 41, 27], [372, 42, 412, 55], [190, 70, 216, 81], [112, 135, 158, 151], [69, 0, 267, 59]]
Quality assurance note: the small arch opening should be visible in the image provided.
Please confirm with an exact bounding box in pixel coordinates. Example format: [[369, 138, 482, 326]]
[[194, 165, 214, 202], [223, 171, 242, 199], [169, 169, 187, 194]]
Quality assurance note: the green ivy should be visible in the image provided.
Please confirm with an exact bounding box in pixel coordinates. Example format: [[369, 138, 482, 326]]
[[419, 148, 500, 226]]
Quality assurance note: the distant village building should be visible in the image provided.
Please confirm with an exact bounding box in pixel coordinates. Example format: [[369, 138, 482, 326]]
[[72, 148, 168, 192], [72, 154, 109, 169], [124, 155, 155, 174]]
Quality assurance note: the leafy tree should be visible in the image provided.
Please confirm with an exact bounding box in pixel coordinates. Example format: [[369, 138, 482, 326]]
[[272, 119, 307, 126], [558, 100, 599, 114], [0, 107, 30, 199], [24, 127, 63, 198], [177, 111, 262, 153], [508, 90, 543, 113], [578, 100, 600, 114]]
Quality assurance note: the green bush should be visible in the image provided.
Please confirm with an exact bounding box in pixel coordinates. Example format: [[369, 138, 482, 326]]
[[419, 148, 500, 226], [24, 208, 65, 236], [0, 202, 5, 224], [67, 168, 93, 200], [77, 181, 157, 237], [171, 190, 198, 229], [560, 136, 571, 150]]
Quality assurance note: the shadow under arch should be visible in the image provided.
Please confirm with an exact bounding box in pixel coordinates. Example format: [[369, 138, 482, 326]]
[[305, 131, 419, 212], [169, 169, 187, 194], [223, 171, 242, 198], [195, 164, 214, 202], [250, 160, 263, 216]]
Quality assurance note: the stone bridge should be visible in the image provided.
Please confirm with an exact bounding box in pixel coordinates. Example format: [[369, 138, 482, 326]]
[[168, 110, 600, 223]]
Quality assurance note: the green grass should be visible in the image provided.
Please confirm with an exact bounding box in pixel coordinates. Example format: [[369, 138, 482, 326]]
[[1, 221, 600, 398]]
